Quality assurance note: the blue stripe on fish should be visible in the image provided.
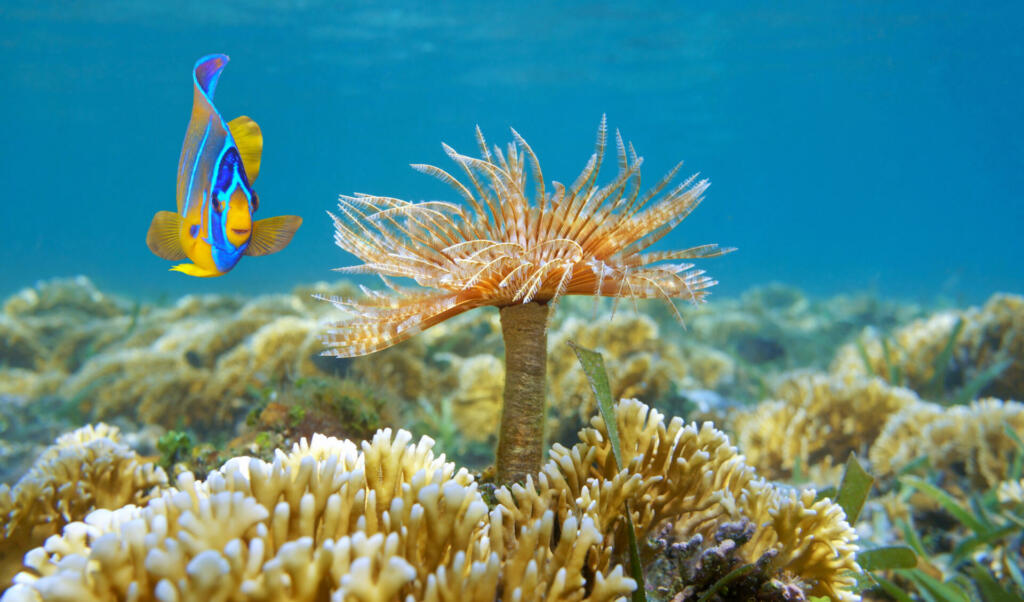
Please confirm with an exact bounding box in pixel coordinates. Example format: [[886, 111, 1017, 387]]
[[208, 142, 252, 272]]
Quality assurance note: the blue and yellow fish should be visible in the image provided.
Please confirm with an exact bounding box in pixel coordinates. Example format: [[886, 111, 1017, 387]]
[[147, 54, 301, 277]]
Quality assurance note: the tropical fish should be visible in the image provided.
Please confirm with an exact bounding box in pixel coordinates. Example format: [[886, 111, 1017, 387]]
[[146, 54, 301, 277]]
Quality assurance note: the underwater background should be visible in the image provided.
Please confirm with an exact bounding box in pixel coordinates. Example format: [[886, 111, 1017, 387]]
[[2, 2, 1024, 601], [2, 1, 1022, 301]]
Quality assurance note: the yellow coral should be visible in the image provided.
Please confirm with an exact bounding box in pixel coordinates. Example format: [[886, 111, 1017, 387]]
[[870, 398, 1024, 489], [867, 400, 945, 477], [959, 294, 1024, 400], [2, 276, 122, 321], [832, 312, 959, 389], [732, 372, 918, 482], [6, 429, 636, 602], [0, 368, 63, 398], [5, 400, 862, 601], [500, 398, 861, 601], [0, 424, 167, 589], [0, 315, 44, 371], [441, 311, 735, 446], [832, 293, 1024, 400], [447, 354, 504, 443], [547, 314, 691, 433]]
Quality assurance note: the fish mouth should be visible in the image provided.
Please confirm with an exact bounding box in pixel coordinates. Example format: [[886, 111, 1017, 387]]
[[231, 228, 250, 236]]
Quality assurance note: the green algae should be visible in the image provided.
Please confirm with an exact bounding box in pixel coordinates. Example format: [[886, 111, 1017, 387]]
[[156, 430, 193, 469], [569, 340, 647, 602]]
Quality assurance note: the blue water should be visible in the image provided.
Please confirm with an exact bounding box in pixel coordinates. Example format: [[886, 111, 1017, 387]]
[[2, 1, 1021, 303]]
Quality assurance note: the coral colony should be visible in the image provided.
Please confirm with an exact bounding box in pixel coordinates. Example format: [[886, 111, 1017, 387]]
[[3, 401, 859, 601]]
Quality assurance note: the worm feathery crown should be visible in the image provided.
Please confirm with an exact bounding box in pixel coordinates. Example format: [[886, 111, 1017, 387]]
[[321, 117, 734, 357]]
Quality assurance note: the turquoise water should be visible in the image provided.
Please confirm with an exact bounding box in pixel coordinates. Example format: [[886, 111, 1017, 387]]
[[2, 1, 1021, 302]]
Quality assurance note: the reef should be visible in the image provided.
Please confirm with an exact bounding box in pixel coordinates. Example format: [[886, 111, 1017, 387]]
[[869, 397, 1024, 490], [4, 275, 1022, 598], [547, 313, 735, 440], [0, 278, 447, 439], [832, 293, 1024, 401], [0, 424, 167, 589], [0, 277, 922, 474], [685, 284, 922, 372], [2, 399, 860, 601], [730, 372, 918, 483], [436, 311, 737, 449], [723, 295, 1024, 599]]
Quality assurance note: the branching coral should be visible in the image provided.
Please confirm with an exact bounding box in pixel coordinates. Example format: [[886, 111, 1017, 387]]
[[730, 372, 918, 482], [446, 354, 504, 445], [5, 429, 636, 602], [546, 313, 735, 442], [59, 303, 337, 432], [680, 284, 921, 375], [0, 278, 476, 439], [547, 314, 686, 427], [497, 398, 860, 601], [958, 294, 1024, 400], [870, 398, 1024, 490], [0, 424, 167, 589], [4, 400, 860, 601], [832, 293, 1024, 400], [0, 315, 45, 371], [2, 277, 124, 322], [418, 312, 737, 452], [865, 400, 945, 479]]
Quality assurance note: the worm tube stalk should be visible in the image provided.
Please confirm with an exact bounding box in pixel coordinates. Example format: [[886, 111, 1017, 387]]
[[496, 302, 549, 484]]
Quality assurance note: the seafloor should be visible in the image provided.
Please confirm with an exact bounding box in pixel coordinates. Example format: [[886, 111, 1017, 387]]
[[1, 276, 1022, 600]]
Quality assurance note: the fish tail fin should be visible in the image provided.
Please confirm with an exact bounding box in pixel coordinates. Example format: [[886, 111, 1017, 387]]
[[169, 263, 223, 277], [147, 211, 186, 260], [245, 215, 302, 256]]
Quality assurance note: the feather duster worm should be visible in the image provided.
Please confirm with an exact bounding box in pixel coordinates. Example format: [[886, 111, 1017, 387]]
[[322, 117, 733, 482]]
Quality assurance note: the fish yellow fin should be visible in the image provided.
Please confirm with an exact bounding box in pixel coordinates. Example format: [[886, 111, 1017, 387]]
[[245, 215, 302, 256], [146, 211, 186, 260], [170, 263, 223, 277], [228, 115, 262, 182]]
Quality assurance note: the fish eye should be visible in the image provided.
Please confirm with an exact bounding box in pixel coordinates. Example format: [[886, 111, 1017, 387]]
[[189, 224, 200, 238], [213, 198, 225, 213], [251, 191, 259, 212]]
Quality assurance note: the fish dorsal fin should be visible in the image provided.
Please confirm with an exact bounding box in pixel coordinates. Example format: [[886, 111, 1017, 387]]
[[245, 215, 302, 256], [228, 116, 262, 182], [146, 211, 186, 260], [194, 54, 228, 100]]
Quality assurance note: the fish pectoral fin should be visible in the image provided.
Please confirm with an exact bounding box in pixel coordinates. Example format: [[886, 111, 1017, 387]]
[[146, 211, 187, 260], [245, 215, 302, 256], [169, 263, 222, 277], [228, 115, 262, 182]]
